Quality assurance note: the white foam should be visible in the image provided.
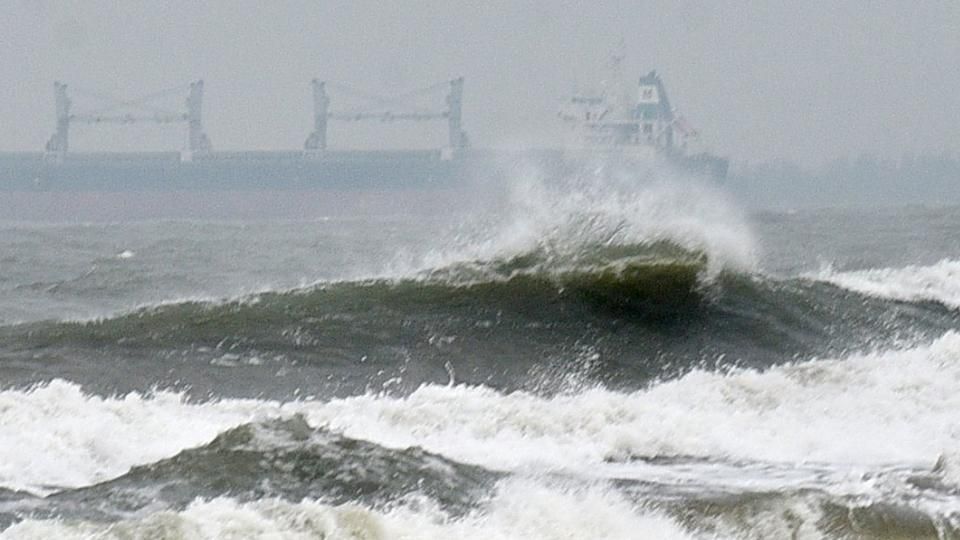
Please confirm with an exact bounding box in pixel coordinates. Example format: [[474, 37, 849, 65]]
[[0, 381, 271, 495], [934, 451, 960, 488], [300, 331, 960, 472], [0, 480, 706, 540], [811, 258, 960, 309], [6, 331, 960, 496]]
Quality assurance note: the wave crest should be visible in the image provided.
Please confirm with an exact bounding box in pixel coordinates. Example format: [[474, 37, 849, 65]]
[[811, 258, 960, 309], [397, 167, 757, 281]]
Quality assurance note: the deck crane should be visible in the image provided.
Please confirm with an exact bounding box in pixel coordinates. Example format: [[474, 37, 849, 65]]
[[45, 81, 212, 154], [305, 78, 466, 152]]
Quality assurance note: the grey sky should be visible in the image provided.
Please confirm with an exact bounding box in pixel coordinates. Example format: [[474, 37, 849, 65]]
[[2, 1, 957, 165]]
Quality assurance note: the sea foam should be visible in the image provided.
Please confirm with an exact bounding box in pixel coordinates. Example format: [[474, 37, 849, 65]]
[[811, 258, 960, 309], [0, 479, 705, 540], [4, 330, 960, 494], [0, 381, 268, 494], [303, 330, 960, 472]]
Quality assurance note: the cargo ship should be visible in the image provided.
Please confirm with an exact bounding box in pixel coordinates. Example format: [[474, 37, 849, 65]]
[[0, 70, 726, 221]]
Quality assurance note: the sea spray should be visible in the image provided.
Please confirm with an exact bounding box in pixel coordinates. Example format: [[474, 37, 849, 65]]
[[386, 161, 757, 281]]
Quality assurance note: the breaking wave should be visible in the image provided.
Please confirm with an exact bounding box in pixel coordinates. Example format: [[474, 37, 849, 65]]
[[4, 328, 960, 536], [1, 482, 702, 540], [2, 241, 957, 398], [6, 330, 960, 495], [812, 258, 960, 310]]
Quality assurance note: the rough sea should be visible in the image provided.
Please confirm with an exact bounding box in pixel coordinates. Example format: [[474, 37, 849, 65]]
[[1, 169, 959, 539]]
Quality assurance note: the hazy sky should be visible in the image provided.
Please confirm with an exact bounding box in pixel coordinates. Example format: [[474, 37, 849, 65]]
[[1, 1, 957, 165]]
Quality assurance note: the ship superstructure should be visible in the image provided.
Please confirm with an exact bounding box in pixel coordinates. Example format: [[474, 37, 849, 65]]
[[558, 56, 726, 177]]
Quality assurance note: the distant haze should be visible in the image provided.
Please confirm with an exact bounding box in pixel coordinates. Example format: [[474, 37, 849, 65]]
[[2, 1, 957, 165]]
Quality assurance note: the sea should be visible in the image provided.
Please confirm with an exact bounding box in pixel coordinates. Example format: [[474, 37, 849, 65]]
[[1, 166, 959, 539]]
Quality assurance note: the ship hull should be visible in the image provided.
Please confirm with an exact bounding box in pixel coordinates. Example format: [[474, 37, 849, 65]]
[[0, 149, 726, 221], [0, 150, 472, 221]]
